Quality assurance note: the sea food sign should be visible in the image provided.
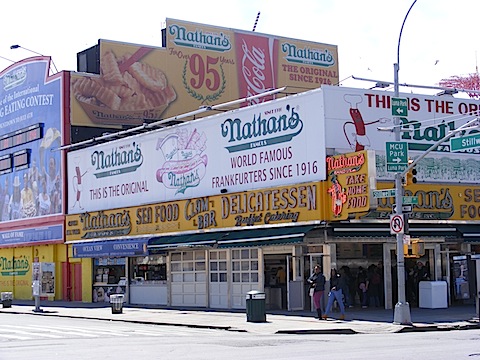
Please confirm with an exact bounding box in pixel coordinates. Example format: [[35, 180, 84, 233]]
[[65, 182, 323, 241], [325, 150, 377, 220]]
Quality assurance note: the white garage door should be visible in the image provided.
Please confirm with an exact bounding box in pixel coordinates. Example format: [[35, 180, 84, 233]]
[[171, 250, 207, 307]]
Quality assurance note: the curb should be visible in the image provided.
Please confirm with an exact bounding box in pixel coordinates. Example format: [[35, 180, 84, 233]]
[[1, 306, 478, 336], [0, 309, 235, 332], [398, 323, 480, 333], [276, 328, 358, 335]]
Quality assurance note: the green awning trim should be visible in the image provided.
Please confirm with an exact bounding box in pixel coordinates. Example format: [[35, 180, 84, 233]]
[[332, 226, 457, 238], [148, 231, 227, 250], [147, 225, 317, 250], [217, 225, 316, 248], [456, 225, 480, 243]]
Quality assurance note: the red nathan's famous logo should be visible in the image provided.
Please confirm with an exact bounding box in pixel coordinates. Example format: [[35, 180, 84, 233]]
[[327, 152, 365, 174], [235, 33, 278, 106], [326, 152, 365, 217]]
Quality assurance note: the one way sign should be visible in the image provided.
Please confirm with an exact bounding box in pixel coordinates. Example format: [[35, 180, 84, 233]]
[[393, 204, 413, 213]]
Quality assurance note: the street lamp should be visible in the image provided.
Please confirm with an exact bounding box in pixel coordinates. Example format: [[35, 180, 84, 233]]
[[393, 0, 417, 325], [10, 44, 59, 73]]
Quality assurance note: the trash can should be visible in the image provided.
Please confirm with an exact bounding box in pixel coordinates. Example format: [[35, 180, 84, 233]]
[[246, 290, 266, 322], [110, 294, 124, 314], [1, 292, 12, 308]]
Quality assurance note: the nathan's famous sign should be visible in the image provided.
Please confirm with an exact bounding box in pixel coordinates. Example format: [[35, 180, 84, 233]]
[[65, 181, 323, 241], [71, 18, 338, 128], [321, 85, 480, 184], [67, 89, 326, 214], [325, 150, 377, 220], [361, 183, 480, 221]]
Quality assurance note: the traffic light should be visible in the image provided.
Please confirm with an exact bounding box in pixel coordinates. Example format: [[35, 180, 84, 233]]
[[404, 159, 417, 186]]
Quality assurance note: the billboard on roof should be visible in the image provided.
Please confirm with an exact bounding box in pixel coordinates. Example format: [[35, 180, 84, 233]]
[[0, 58, 64, 225], [321, 85, 480, 184], [70, 18, 338, 128]]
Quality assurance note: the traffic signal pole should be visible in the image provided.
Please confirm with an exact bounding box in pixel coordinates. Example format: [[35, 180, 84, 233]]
[[392, 0, 417, 325], [393, 62, 411, 325]]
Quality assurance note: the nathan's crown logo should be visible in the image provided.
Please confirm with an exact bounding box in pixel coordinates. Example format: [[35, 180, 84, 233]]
[[3, 65, 27, 91], [221, 104, 303, 152], [281, 42, 335, 67], [90, 142, 143, 178], [0, 255, 30, 276], [169, 24, 231, 52]]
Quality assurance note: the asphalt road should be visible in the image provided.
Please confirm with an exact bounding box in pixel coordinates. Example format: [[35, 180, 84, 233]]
[[1, 313, 479, 360]]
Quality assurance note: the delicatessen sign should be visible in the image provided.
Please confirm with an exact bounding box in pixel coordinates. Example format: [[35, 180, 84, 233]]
[[66, 182, 323, 241]]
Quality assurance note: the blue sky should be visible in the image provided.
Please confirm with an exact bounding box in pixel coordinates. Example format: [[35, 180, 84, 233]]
[[1, 0, 478, 94]]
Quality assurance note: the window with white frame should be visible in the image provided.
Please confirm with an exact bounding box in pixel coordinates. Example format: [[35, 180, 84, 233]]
[[232, 248, 258, 283], [210, 250, 228, 283], [171, 250, 206, 283]]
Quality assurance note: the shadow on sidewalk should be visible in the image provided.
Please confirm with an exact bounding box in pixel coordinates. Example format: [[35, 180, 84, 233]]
[[10, 300, 477, 325]]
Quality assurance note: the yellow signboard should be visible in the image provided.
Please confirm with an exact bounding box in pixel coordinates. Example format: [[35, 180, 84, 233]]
[[325, 150, 377, 220], [70, 19, 339, 128], [66, 182, 323, 241], [361, 183, 480, 221]]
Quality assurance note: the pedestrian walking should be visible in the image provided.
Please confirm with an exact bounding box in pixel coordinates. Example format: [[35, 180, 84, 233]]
[[322, 268, 346, 320], [307, 265, 326, 319]]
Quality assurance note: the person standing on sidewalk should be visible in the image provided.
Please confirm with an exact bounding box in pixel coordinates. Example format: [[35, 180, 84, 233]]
[[307, 265, 326, 320], [322, 268, 346, 320]]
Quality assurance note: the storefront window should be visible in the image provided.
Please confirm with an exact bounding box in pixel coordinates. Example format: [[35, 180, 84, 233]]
[[93, 258, 126, 303], [129, 255, 167, 283]]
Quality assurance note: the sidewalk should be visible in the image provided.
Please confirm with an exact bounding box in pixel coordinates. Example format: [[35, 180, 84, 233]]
[[1, 300, 479, 335]]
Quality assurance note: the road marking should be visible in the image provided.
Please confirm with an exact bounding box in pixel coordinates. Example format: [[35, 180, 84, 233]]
[[1, 325, 63, 338], [0, 333, 32, 340]]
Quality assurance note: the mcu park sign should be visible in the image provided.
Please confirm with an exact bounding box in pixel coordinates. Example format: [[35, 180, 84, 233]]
[[386, 141, 408, 172]]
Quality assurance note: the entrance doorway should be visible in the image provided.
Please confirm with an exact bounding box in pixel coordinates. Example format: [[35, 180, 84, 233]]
[[391, 249, 433, 307], [263, 254, 288, 310]]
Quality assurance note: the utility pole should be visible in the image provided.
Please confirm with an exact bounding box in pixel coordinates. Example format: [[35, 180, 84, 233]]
[[392, 0, 417, 325]]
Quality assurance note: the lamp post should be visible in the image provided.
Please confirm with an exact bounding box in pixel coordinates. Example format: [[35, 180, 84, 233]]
[[10, 44, 59, 73], [393, 0, 417, 325]]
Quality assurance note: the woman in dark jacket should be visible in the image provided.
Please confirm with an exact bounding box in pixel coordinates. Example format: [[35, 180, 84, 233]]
[[307, 265, 326, 319]]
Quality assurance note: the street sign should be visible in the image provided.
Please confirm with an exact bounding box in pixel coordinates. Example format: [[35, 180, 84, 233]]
[[386, 141, 408, 172], [391, 97, 408, 117], [402, 196, 418, 205], [450, 133, 480, 152], [372, 189, 396, 198], [390, 214, 404, 235], [393, 204, 413, 213]]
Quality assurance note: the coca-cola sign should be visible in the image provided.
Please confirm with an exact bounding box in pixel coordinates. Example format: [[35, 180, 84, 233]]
[[235, 32, 278, 107]]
